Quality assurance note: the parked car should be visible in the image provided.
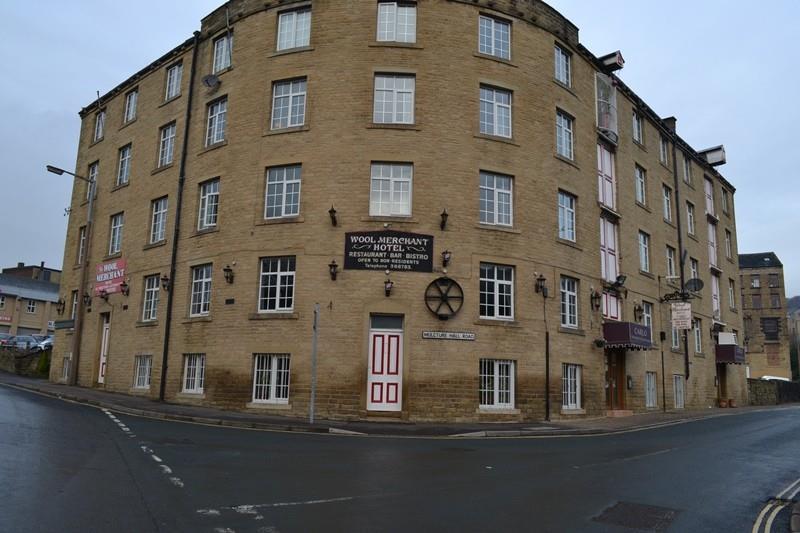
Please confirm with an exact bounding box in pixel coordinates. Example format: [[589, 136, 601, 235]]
[[0, 333, 13, 347], [760, 375, 791, 382], [6, 335, 39, 351], [31, 335, 53, 351]]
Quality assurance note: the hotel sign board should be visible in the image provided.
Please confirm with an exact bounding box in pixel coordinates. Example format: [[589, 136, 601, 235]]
[[671, 302, 692, 330], [95, 259, 127, 295], [344, 231, 433, 272]]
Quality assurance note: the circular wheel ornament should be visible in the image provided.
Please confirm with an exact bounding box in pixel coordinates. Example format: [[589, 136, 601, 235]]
[[425, 277, 464, 320]]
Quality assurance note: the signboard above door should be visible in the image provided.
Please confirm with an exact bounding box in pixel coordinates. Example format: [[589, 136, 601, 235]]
[[344, 230, 433, 272]]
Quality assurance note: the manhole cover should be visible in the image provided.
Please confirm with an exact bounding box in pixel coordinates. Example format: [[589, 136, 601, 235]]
[[593, 501, 679, 531]]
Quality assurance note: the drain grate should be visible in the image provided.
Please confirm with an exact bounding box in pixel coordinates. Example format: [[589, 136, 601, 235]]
[[593, 501, 680, 531]]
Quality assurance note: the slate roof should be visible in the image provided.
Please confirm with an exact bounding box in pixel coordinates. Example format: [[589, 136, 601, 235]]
[[738, 252, 783, 269], [0, 274, 59, 303]]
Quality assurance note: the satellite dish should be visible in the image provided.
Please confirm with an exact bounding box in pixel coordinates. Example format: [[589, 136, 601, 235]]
[[202, 74, 221, 89], [686, 278, 704, 292]]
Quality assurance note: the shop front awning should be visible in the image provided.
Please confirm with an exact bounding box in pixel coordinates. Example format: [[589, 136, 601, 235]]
[[603, 322, 652, 350], [715, 344, 746, 364]]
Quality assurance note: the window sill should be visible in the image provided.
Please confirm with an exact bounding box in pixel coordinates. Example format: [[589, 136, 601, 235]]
[[249, 312, 299, 320], [671, 348, 683, 355], [256, 216, 305, 226], [663, 218, 676, 228], [89, 137, 104, 148], [269, 46, 314, 58], [190, 227, 219, 238], [475, 223, 521, 234], [684, 182, 696, 191], [599, 203, 622, 220], [639, 270, 655, 280], [552, 78, 577, 97], [213, 65, 234, 77], [367, 123, 420, 131], [111, 182, 130, 193], [159, 94, 181, 108], [659, 161, 671, 172], [246, 401, 292, 410], [560, 408, 586, 415], [706, 211, 720, 223], [636, 201, 651, 213], [473, 52, 517, 68], [473, 133, 519, 147], [198, 140, 227, 155], [554, 153, 579, 170], [151, 163, 174, 176], [104, 252, 123, 261], [263, 125, 309, 137], [476, 407, 520, 415], [633, 140, 647, 151], [555, 238, 581, 251], [143, 240, 167, 251], [558, 327, 585, 336], [710, 264, 723, 275], [694, 352, 705, 358], [687, 233, 699, 243], [182, 316, 211, 324], [474, 318, 520, 328], [369, 42, 423, 50], [119, 118, 137, 130], [135, 320, 159, 328], [360, 216, 417, 224]]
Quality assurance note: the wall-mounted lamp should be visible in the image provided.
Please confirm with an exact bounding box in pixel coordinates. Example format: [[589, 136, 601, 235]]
[[534, 273, 548, 298], [633, 302, 644, 322], [329, 205, 338, 227], [120, 279, 130, 297], [160, 274, 171, 291], [384, 270, 394, 297], [99, 290, 109, 302], [82, 293, 92, 306], [590, 288, 602, 311], [441, 250, 452, 268], [440, 209, 448, 230], [223, 265, 235, 284], [328, 260, 338, 281], [55, 297, 66, 315]]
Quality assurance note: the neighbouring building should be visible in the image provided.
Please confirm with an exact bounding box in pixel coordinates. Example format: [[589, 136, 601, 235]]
[[740, 252, 792, 379], [49, 0, 748, 421], [0, 262, 61, 335]]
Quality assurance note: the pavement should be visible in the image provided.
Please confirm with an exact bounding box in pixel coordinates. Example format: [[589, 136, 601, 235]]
[[0, 370, 791, 438]]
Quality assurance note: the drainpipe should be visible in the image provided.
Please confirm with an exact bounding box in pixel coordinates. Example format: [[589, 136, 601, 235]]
[[668, 123, 690, 380], [159, 30, 201, 401]]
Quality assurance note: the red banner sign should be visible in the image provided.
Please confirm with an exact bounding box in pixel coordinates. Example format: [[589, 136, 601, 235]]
[[95, 259, 127, 295]]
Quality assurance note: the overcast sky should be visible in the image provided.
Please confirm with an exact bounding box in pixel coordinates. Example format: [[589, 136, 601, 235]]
[[1, 1, 797, 295]]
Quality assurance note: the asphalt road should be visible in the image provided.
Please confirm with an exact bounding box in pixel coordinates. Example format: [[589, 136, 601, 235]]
[[1, 385, 798, 532]]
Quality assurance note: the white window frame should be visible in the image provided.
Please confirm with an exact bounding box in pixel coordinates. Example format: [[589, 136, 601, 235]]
[[722, 189, 730, 214], [558, 191, 576, 242], [634, 165, 646, 205], [116, 144, 131, 186], [205, 98, 227, 146], [560, 276, 578, 329], [597, 143, 616, 210], [134, 355, 152, 389], [603, 291, 620, 321], [150, 196, 168, 244], [711, 274, 721, 315], [645, 372, 657, 408], [26, 300, 37, 314], [182, 353, 205, 393], [562, 363, 582, 410], [638, 231, 650, 273], [704, 177, 715, 215], [683, 155, 692, 184], [198, 179, 220, 231], [252, 353, 291, 404], [258, 256, 296, 313], [158, 122, 176, 167], [212, 33, 233, 73], [265, 165, 302, 219], [690, 258, 699, 280], [659, 135, 669, 165], [708, 222, 718, 268], [556, 110, 574, 160], [373, 74, 415, 124], [693, 318, 702, 353], [479, 263, 514, 320], [142, 275, 160, 322], [479, 171, 513, 226], [554, 44, 571, 86], [478, 15, 510, 59], [479, 359, 515, 409], [277, 8, 311, 51], [376, 2, 416, 43], [479, 85, 512, 138], [642, 301, 653, 340], [190, 264, 212, 317], [124, 89, 138, 123], [666, 246, 677, 277], [600, 217, 619, 283], [77, 225, 87, 265], [751, 275, 760, 289], [271, 79, 307, 130], [93, 110, 105, 142], [671, 326, 680, 349], [87, 162, 98, 200], [686, 202, 696, 235], [674, 374, 685, 409], [725, 230, 732, 259], [729, 279, 736, 310], [370, 162, 412, 217], [165, 63, 183, 100], [109, 213, 124, 255], [662, 185, 672, 222], [632, 111, 643, 143]]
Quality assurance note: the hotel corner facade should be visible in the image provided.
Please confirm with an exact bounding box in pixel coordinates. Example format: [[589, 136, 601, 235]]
[[50, 0, 748, 421]]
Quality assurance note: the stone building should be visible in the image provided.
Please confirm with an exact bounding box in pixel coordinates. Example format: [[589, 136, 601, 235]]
[[0, 262, 61, 336], [49, 0, 747, 421], [739, 252, 792, 379]]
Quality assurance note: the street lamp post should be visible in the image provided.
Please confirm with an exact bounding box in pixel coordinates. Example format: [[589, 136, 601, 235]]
[[47, 165, 96, 386]]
